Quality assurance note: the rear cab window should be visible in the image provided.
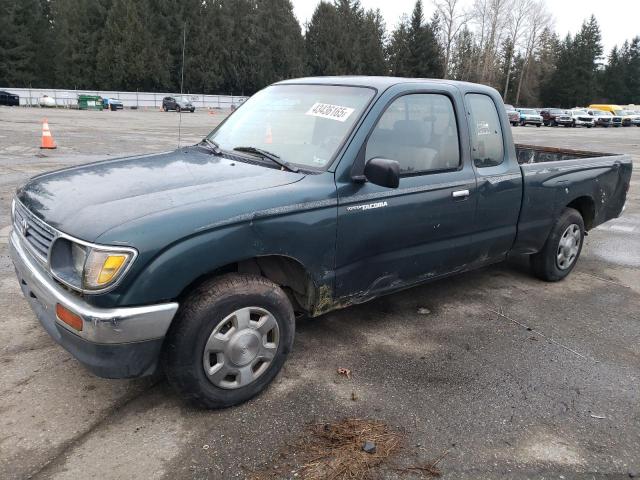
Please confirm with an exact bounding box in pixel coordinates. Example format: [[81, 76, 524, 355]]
[[466, 93, 504, 168]]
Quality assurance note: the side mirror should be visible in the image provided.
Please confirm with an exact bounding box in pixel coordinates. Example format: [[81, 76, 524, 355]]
[[364, 158, 400, 188]]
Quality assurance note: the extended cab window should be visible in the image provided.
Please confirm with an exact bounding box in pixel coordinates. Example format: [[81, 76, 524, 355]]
[[467, 93, 504, 168], [365, 94, 460, 174]]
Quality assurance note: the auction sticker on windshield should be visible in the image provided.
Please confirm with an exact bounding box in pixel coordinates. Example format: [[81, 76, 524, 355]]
[[306, 103, 355, 122]]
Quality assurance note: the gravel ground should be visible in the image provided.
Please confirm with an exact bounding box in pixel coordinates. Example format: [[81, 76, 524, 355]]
[[0, 106, 638, 480]]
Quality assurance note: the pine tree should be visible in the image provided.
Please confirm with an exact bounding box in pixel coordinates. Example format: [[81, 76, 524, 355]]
[[97, 0, 169, 91], [571, 15, 603, 105], [388, 1, 443, 78], [627, 37, 640, 104], [449, 26, 475, 81], [305, 0, 385, 76], [305, 2, 342, 75], [0, 0, 53, 87], [360, 9, 387, 75]]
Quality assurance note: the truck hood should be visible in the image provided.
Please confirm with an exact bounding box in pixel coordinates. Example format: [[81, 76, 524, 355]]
[[16, 147, 304, 241]]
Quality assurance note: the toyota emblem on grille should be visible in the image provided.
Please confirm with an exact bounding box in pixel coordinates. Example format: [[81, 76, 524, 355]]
[[20, 218, 29, 237]]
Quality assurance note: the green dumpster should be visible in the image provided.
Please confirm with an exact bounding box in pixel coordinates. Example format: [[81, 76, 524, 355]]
[[77, 95, 103, 111]]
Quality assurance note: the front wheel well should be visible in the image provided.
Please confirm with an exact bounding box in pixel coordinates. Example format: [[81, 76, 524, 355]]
[[177, 256, 317, 315], [566, 196, 595, 230]]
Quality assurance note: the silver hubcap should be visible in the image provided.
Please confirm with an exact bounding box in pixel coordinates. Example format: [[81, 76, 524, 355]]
[[202, 307, 279, 389], [556, 224, 581, 270]]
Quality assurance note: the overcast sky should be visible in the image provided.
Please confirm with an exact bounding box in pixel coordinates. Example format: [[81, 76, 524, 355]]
[[292, 0, 639, 54]]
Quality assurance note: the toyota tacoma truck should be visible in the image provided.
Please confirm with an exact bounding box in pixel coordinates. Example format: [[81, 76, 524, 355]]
[[10, 77, 632, 408]]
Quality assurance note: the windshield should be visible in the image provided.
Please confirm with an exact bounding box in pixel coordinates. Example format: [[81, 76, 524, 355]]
[[208, 84, 375, 169], [613, 109, 624, 116], [520, 109, 536, 114]]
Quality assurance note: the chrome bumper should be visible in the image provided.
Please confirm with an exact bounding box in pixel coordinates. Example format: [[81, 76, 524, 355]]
[[10, 229, 178, 344]]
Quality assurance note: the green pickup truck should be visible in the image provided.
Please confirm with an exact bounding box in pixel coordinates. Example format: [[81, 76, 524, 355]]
[[10, 77, 632, 408]]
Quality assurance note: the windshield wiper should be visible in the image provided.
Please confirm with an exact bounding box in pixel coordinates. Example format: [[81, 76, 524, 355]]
[[233, 146, 299, 173], [199, 137, 222, 155]]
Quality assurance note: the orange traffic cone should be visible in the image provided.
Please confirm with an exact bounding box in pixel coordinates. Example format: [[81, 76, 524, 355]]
[[40, 118, 57, 149]]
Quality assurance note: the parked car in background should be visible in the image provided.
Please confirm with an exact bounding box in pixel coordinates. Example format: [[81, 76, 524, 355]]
[[162, 96, 195, 112], [0, 90, 19, 106], [39, 95, 56, 108], [541, 108, 567, 126], [517, 108, 542, 127], [620, 110, 640, 127], [504, 104, 520, 126], [569, 110, 595, 128], [587, 109, 615, 127], [553, 110, 574, 127], [588, 105, 623, 126], [102, 98, 124, 111]]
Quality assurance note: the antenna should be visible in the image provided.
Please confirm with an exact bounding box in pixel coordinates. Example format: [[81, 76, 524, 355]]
[[178, 21, 186, 147]]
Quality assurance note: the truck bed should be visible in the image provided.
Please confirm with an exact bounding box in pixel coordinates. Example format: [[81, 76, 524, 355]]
[[512, 144, 632, 254], [515, 144, 615, 164]]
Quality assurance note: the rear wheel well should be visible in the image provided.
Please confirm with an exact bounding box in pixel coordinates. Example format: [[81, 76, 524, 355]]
[[567, 196, 595, 230], [178, 256, 316, 315]]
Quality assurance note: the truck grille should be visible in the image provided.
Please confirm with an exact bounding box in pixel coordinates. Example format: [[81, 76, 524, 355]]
[[13, 202, 56, 262]]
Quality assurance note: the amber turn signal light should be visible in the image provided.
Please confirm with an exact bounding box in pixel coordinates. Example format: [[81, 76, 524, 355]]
[[55, 304, 83, 331]]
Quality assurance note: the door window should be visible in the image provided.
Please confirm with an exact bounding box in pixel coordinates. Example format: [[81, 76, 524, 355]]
[[466, 94, 504, 168], [365, 94, 460, 175]]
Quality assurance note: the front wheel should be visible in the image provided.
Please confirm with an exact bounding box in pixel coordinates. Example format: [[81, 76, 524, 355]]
[[536, 124, 541, 127], [530, 208, 585, 282], [164, 274, 295, 409]]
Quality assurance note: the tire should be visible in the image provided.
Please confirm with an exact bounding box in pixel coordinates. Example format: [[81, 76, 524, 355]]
[[164, 274, 295, 409], [551, 120, 556, 127], [176, 105, 181, 113], [530, 208, 585, 282], [163, 105, 168, 112], [536, 124, 541, 127]]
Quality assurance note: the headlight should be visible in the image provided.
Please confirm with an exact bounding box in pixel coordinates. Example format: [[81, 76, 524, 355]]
[[50, 238, 136, 292]]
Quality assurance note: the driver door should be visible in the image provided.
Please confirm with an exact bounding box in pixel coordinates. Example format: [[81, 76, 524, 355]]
[[334, 91, 477, 299]]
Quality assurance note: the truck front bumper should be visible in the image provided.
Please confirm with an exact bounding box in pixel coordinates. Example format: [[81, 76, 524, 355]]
[[9, 230, 179, 378]]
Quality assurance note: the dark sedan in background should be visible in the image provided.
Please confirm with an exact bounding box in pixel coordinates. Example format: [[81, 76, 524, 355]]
[[0, 90, 19, 106]]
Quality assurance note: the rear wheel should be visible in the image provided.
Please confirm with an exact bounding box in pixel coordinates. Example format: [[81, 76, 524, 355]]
[[164, 274, 295, 408], [531, 208, 584, 282]]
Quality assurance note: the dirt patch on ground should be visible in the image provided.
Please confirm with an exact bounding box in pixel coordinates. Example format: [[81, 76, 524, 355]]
[[249, 418, 448, 479], [250, 418, 402, 479]]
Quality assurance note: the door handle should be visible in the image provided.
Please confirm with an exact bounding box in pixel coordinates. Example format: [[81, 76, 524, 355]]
[[452, 189, 470, 198]]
